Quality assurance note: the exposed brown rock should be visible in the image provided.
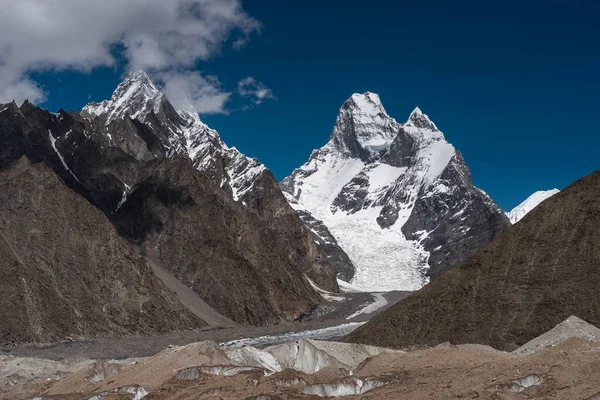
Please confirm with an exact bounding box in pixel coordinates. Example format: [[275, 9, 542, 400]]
[[0, 157, 203, 346], [0, 72, 338, 336], [124, 159, 328, 325]]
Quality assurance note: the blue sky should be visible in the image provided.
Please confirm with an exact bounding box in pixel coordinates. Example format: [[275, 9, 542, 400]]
[[22, 1, 600, 210]]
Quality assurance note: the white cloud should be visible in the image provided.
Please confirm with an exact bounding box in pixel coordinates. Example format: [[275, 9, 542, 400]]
[[237, 77, 275, 105], [0, 0, 260, 109], [0, 68, 46, 105], [158, 70, 231, 115]]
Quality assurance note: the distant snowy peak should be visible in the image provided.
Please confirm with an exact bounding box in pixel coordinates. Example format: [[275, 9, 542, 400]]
[[81, 70, 266, 204], [83, 71, 162, 125], [406, 107, 439, 131], [507, 189, 560, 223]]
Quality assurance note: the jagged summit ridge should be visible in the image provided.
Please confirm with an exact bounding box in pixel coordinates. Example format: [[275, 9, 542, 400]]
[[81, 70, 266, 204], [329, 92, 400, 158], [406, 106, 439, 131], [281, 92, 509, 290], [83, 70, 162, 125]]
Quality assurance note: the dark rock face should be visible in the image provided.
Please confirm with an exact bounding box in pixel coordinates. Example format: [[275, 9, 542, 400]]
[[401, 151, 510, 278], [0, 102, 27, 169], [114, 161, 328, 325], [281, 95, 509, 290], [295, 211, 356, 282], [0, 157, 203, 346], [234, 170, 337, 293], [331, 173, 372, 214], [0, 71, 338, 332], [347, 170, 600, 351], [381, 126, 416, 168]]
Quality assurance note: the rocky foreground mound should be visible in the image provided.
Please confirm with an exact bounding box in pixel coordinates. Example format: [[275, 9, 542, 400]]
[[347, 170, 600, 350], [7, 317, 600, 399]]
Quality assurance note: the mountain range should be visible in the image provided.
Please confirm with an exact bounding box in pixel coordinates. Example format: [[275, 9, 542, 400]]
[[0, 71, 338, 344], [0, 71, 561, 344]]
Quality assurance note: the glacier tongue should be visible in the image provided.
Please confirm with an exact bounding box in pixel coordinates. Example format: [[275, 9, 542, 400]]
[[281, 92, 510, 291]]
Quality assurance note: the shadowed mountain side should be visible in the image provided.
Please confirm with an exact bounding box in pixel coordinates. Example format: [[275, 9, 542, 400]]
[[346, 170, 600, 351], [0, 157, 204, 346], [0, 71, 338, 329], [112, 159, 327, 326], [140, 251, 237, 328]]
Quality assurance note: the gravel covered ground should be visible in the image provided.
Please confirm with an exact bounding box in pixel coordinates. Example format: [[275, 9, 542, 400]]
[[6, 332, 600, 399], [0, 290, 410, 360]]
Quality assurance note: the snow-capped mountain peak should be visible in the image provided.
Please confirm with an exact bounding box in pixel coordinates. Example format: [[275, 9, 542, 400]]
[[348, 92, 387, 116], [507, 189, 560, 223], [83, 70, 162, 125], [410, 106, 423, 115], [406, 106, 439, 132], [281, 92, 510, 291], [80, 71, 266, 205], [329, 92, 400, 158]]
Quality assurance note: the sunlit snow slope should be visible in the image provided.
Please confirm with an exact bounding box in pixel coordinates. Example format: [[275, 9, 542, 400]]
[[506, 189, 560, 223], [282, 93, 509, 291]]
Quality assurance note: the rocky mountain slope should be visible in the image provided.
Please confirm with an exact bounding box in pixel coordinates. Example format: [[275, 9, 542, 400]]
[[281, 93, 510, 291], [346, 170, 600, 351], [506, 188, 560, 223], [0, 71, 339, 341], [0, 155, 203, 346]]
